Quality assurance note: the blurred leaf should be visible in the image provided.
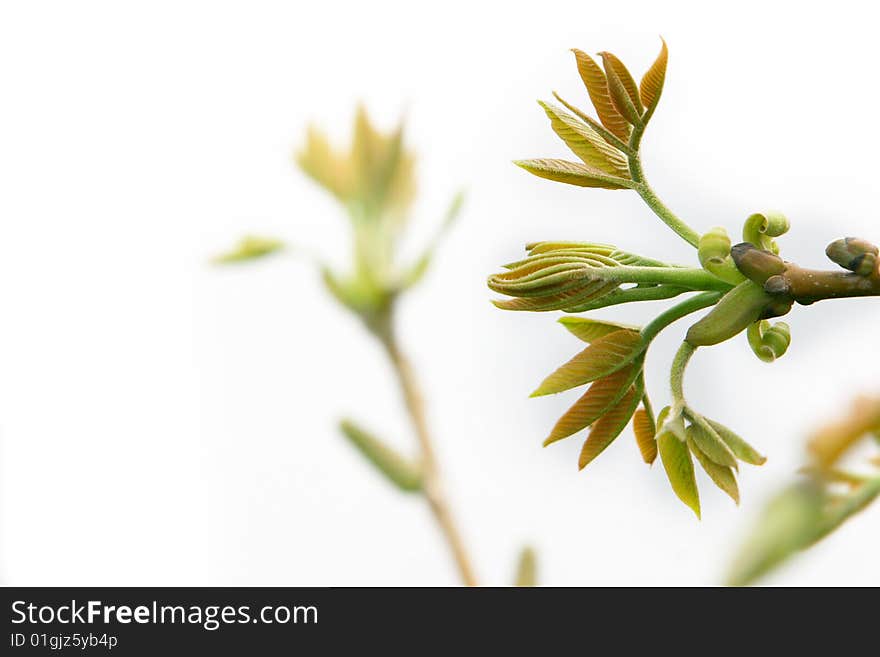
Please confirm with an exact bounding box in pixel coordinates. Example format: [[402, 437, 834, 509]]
[[726, 483, 823, 586], [531, 330, 643, 396], [706, 419, 766, 466], [599, 52, 643, 125], [808, 395, 880, 468], [659, 431, 701, 519], [296, 125, 354, 202], [213, 236, 285, 264], [688, 437, 740, 504], [579, 385, 640, 469], [633, 406, 658, 464], [544, 362, 640, 446], [513, 546, 538, 587], [514, 158, 633, 190], [400, 191, 465, 291], [639, 38, 668, 112], [558, 316, 641, 343], [571, 49, 631, 141], [339, 419, 422, 493], [538, 101, 629, 177]]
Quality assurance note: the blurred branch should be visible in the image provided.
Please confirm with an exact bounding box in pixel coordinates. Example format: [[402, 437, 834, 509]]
[[726, 395, 880, 586]]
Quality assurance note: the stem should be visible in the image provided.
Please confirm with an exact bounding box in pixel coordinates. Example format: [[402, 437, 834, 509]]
[[627, 125, 702, 248], [565, 285, 690, 312], [377, 318, 478, 586], [641, 292, 723, 343], [591, 266, 730, 290], [670, 342, 696, 406]]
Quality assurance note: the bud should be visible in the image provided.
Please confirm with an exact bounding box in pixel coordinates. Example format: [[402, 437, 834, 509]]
[[730, 243, 787, 284], [825, 237, 879, 276], [698, 227, 745, 285]]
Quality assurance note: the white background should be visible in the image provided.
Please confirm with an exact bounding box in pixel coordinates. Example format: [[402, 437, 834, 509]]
[[1, 0, 879, 586]]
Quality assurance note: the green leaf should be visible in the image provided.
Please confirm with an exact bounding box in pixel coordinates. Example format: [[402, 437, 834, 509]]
[[513, 546, 538, 587], [558, 316, 641, 343], [213, 236, 285, 264], [688, 436, 739, 504], [571, 49, 631, 142], [538, 101, 629, 177], [685, 418, 738, 469], [578, 385, 640, 469], [544, 362, 640, 446], [531, 329, 643, 396], [514, 158, 633, 190], [639, 38, 668, 113], [339, 419, 423, 492], [706, 419, 767, 466], [658, 431, 701, 518]]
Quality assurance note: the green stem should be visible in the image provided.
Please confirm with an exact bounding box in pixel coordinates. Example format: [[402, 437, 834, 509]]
[[641, 292, 723, 343], [670, 342, 697, 405], [564, 285, 690, 312], [592, 266, 730, 290], [627, 125, 701, 248]]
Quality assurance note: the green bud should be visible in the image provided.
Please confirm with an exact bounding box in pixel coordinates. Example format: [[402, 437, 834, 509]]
[[742, 211, 790, 254], [686, 280, 775, 346]]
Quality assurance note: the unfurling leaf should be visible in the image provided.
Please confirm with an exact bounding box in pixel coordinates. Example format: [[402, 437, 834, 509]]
[[558, 316, 641, 343], [599, 52, 644, 125], [578, 385, 640, 469], [339, 419, 423, 492], [747, 320, 791, 363], [513, 546, 538, 587], [571, 49, 631, 142], [639, 38, 668, 112], [632, 406, 658, 464], [658, 431, 701, 518], [514, 158, 633, 189], [688, 437, 740, 504], [532, 330, 643, 396], [213, 235, 285, 264], [538, 101, 629, 177], [706, 419, 767, 466], [544, 363, 640, 446]]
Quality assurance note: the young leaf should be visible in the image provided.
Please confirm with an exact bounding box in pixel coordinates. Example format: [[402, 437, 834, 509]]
[[514, 158, 632, 190], [706, 419, 767, 466], [578, 385, 640, 469], [599, 52, 644, 125], [558, 316, 641, 343], [688, 437, 740, 504], [544, 363, 639, 446], [639, 38, 668, 112], [658, 431, 701, 518], [339, 419, 423, 492], [571, 49, 631, 142], [513, 546, 538, 587], [632, 407, 658, 464], [538, 101, 629, 177], [686, 419, 738, 469], [531, 330, 643, 396], [213, 235, 285, 264]]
